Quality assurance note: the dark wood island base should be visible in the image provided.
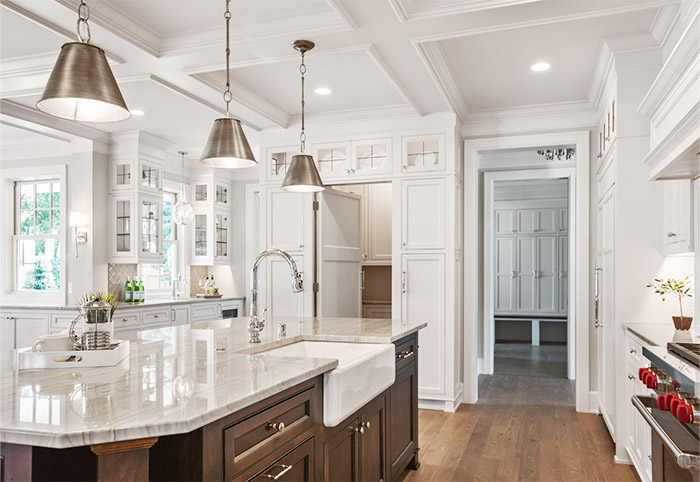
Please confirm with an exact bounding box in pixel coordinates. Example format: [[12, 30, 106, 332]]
[[0, 333, 419, 482]]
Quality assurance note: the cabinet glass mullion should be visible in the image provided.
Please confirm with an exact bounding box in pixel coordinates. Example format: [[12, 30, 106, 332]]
[[116, 200, 131, 252], [195, 214, 207, 256], [141, 201, 159, 254], [216, 214, 228, 257]]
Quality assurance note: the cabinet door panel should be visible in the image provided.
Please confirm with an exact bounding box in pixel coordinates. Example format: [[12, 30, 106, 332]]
[[12, 313, 49, 349], [389, 367, 417, 478], [401, 254, 444, 396], [516, 209, 536, 234], [559, 236, 568, 314], [516, 238, 536, 312], [325, 419, 360, 482], [495, 209, 515, 235], [401, 179, 445, 250], [250, 436, 315, 481], [267, 189, 305, 253], [368, 183, 392, 263], [266, 255, 305, 318], [558, 208, 568, 233], [361, 397, 387, 482], [536, 236, 558, 313], [494, 237, 516, 313], [536, 209, 557, 234]]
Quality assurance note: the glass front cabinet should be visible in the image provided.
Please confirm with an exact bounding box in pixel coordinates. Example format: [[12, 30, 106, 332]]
[[190, 175, 231, 265], [110, 193, 163, 263], [401, 134, 445, 173]]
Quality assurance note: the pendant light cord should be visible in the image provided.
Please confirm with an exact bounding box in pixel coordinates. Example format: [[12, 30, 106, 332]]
[[300, 50, 307, 153], [223, 0, 233, 117], [179, 151, 188, 201], [76, 0, 91, 44]]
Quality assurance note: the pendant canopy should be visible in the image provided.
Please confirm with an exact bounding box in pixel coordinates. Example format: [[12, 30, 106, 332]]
[[199, 0, 256, 168], [37, 1, 130, 123], [281, 40, 324, 192], [200, 118, 256, 168]]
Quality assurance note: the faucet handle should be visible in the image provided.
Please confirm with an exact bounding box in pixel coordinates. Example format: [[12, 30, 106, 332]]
[[261, 308, 267, 325]]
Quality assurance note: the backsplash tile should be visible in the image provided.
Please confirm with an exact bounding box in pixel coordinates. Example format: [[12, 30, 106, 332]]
[[108, 263, 138, 300], [190, 266, 208, 297]]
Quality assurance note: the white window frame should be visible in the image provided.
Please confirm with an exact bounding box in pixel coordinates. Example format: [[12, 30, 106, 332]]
[[138, 187, 180, 295], [1, 165, 67, 306]]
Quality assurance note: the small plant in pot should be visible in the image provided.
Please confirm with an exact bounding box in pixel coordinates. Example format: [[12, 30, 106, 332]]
[[646, 276, 693, 330]]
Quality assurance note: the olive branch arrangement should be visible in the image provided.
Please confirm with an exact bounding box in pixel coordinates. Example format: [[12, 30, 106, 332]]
[[646, 276, 693, 319]]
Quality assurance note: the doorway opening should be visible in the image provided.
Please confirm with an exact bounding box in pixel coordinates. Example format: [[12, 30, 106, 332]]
[[490, 178, 570, 379], [325, 182, 392, 319]]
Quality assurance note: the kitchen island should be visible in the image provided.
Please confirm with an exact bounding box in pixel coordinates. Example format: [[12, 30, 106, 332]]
[[0, 316, 426, 481]]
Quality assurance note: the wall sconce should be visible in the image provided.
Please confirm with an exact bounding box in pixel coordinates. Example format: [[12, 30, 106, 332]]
[[69, 211, 87, 258]]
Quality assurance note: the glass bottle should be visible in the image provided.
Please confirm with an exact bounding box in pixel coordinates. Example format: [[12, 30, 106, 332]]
[[139, 277, 145, 302], [125, 277, 132, 303]]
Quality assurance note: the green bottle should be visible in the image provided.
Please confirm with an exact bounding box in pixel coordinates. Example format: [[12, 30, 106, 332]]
[[139, 277, 145, 302], [124, 277, 132, 303]]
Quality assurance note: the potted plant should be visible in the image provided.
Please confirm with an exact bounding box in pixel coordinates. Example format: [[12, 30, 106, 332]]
[[76, 291, 118, 322], [646, 276, 693, 330]]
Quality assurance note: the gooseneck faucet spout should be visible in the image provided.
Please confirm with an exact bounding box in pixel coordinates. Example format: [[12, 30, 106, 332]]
[[249, 249, 303, 343]]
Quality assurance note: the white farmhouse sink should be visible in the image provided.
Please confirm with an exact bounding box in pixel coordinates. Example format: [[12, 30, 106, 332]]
[[261, 341, 395, 427]]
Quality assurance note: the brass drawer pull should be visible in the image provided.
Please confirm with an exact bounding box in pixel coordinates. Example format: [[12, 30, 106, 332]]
[[260, 464, 293, 480], [268, 421, 285, 433], [396, 350, 414, 360]]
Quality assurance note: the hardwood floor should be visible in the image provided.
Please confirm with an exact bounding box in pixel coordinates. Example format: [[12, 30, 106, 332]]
[[494, 343, 567, 379], [401, 375, 638, 482]]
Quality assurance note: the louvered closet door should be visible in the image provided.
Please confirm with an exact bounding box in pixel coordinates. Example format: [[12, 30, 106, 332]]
[[516, 237, 537, 312], [494, 237, 516, 312], [536, 236, 558, 313]]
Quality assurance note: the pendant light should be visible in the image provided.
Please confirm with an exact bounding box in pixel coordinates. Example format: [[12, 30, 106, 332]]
[[36, 0, 130, 122], [281, 40, 325, 193], [173, 151, 195, 226], [200, 0, 256, 168]]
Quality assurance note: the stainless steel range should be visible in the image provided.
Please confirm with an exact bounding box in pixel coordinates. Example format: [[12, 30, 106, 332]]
[[633, 342, 700, 481]]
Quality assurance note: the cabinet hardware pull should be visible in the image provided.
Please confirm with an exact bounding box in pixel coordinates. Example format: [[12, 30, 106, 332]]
[[402, 241, 406, 247], [597, 154, 602, 159], [122, 318, 128, 322], [154, 314, 159, 318], [299, 243, 304, 248], [403, 165, 407, 169], [268, 422, 285, 433], [356, 425, 365, 434], [667, 232, 677, 238], [260, 464, 293, 480], [629, 348, 636, 354], [363, 421, 371, 429], [628, 375, 635, 380], [511, 270, 516, 279], [361, 270, 365, 291], [401, 271, 407, 294]]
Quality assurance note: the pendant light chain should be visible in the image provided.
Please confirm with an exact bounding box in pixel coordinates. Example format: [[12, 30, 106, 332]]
[[300, 50, 307, 153], [76, 0, 91, 44], [223, 0, 233, 117], [180, 151, 187, 200]]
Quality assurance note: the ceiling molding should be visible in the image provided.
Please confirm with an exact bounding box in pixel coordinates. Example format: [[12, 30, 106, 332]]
[[388, 0, 541, 22], [54, 0, 161, 58], [0, 53, 60, 80], [0, 119, 72, 143], [189, 74, 284, 130], [411, 0, 679, 43], [365, 45, 423, 116], [413, 41, 468, 122], [649, 4, 681, 51], [1, 0, 127, 64], [288, 104, 418, 127], [324, 0, 358, 29], [158, 10, 351, 58], [0, 99, 110, 143]]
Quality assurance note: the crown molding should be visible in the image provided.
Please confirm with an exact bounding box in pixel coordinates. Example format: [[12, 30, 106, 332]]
[[190, 74, 285, 130], [413, 41, 468, 122], [649, 4, 681, 51], [324, 0, 358, 29], [365, 46, 424, 116], [54, 0, 161, 58], [388, 0, 540, 22], [411, 0, 679, 43], [288, 104, 418, 127], [0, 119, 71, 143]]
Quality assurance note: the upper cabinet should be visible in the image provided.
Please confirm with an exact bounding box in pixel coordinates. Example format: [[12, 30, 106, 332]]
[[662, 179, 694, 256], [111, 157, 163, 194], [597, 95, 617, 165], [401, 134, 445, 173], [189, 175, 232, 265], [353, 139, 392, 177]]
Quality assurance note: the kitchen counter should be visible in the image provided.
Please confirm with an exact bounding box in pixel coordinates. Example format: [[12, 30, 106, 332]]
[[1, 296, 245, 312], [0, 316, 426, 448], [623, 323, 700, 347]]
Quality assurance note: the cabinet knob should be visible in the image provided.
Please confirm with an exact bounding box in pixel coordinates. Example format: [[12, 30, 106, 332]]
[[402, 241, 406, 247], [298, 244, 304, 248], [355, 425, 365, 434], [268, 422, 285, 433], [667, 232, 677, 238], [363, 421, 371, 429], [629, 348, 636, 354], [627, 374, 635, 380], [154, 314, 159, 318], [122, 318, 128, 322]]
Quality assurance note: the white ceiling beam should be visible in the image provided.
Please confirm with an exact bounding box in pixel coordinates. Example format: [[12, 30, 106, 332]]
[[366, 46, 424, 116], [324, 0, 358, 29], [388, 0, 543, 22]]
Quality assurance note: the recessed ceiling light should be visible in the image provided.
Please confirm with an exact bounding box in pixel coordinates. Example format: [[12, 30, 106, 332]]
[[530, 63, 551, 72], [314, 87, 332, 95], [130, 109, 146, 116]]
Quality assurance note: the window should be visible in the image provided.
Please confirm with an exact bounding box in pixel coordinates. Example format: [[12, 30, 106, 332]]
[[14, 181, 61, 291], [141, 191, 177, 291]]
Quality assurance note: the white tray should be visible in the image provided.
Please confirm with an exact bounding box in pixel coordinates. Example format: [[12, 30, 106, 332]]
[[17, 340, 130, 369]]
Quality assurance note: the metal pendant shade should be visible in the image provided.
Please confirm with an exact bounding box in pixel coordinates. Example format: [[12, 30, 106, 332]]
[[37, 42, 130, 122], [281, 154, 324, 192], [281, 40, 324, 193], [200, 118, 257, 168]]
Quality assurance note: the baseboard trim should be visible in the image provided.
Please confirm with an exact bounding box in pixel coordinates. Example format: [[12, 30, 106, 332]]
[[419, 388, 464, 413], [614, 455, 632, 465], [588, 391, 599, 414]]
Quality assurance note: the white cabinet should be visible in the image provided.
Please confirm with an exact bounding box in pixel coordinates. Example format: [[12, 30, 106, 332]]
[[401, 253, 445, 397], [191, 302, 219, 322], [313, 139, 393, 182], [142, 308, 171, 328], [266, 145, 299, 182], [558, 236, 568, 313], [494, 237, 516, 312], [109, 193, 163, 263], [190, 176, 232, 266], [516, 237, 537, 312], [50, 311, 78, 334], [401, 134, 445, 173], [365, 183, 392, 265], [0, 312, 49, 349], [401, 178, 445, 250], [113, 310, 141, 333], [625, 332, 652, 482], [266, 188, 306, 254], [495, 209, 516, 235], [266, 254, 306, 318], [516, 208, 557, 234], [363, 303, 392, 318], [662, 179, 693, 255]]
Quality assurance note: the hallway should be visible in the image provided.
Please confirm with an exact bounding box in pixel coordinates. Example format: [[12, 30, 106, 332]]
[[494, 343, 568, 379], [401, 375, 637, 481]]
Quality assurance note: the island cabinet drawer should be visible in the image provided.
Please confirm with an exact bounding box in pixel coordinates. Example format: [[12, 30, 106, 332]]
[[224, 386, 318, 480], [244, 436, 315, 481], [50, 311, 78, 333], [113, 311, 140, 331], [142, 308, 171, 327], [394, 334, 417, 373], [192, 302, 219, 321]]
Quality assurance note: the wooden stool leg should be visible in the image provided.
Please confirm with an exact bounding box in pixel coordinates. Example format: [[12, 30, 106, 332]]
[[90, 437, 158, 482]]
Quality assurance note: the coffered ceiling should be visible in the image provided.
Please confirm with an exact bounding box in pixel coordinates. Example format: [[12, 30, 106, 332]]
[[0, 0, 682, 158]]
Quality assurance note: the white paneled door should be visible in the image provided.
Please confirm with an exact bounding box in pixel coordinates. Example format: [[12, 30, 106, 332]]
[[318, 189, 362, 318]]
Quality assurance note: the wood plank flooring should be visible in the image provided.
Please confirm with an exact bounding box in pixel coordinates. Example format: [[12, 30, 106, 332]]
[[401, 375, 638, 482]]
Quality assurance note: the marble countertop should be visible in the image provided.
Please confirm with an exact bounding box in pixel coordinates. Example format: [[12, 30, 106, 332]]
[[0, 316, 426, 448], [1, 296, 245, 312], [623, 323, 700, 347]]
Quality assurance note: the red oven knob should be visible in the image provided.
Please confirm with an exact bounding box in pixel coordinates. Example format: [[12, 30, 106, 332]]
[[658, 393, 677, 410], [670, 397, 685, 416], [677, 404, 694, 424], [639, 368, 649, 381], [645, 373, 658, 389]]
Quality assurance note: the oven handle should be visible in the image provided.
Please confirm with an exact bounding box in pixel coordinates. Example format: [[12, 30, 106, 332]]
[[632, 395, 700, 471]]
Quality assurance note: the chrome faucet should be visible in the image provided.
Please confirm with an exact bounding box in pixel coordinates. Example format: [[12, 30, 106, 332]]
[[172, 273, 184, 300], [249, 249, 303, 343]]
